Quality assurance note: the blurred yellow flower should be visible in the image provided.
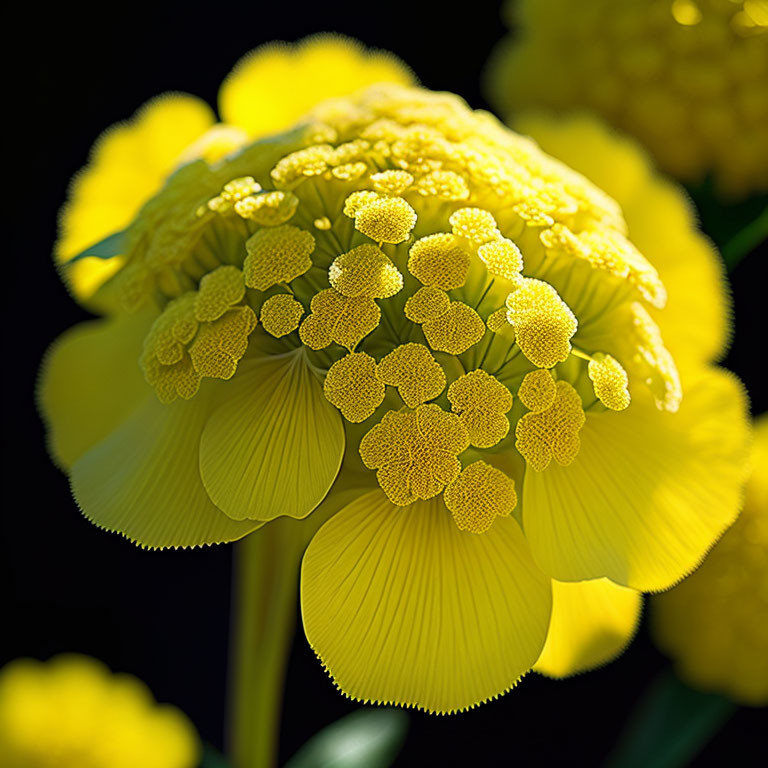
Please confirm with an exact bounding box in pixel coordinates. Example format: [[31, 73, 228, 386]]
[[485, 0, 768, 198], [40, 41, 750, 714], [0, 655, 200, 768], [652, 415, 768, 706]]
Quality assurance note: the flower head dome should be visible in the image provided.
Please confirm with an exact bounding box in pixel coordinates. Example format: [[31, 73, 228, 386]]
[[0, 655, 200, 768], [41, 47, 750, 713], [485, 0, 768, 198], [652, 415, 768, 706]]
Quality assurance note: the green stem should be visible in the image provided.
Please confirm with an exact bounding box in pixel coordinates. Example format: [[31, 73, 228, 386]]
[[722, 207, 768, 272], [226, 520, 308, 768]]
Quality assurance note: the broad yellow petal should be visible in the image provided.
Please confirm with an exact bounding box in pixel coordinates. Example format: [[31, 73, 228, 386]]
[[57, 94, 215, 302], [301, 490, 552, 714], [38, 310, 155, 469], [522, 367, 750, 591], [627, 181, 730, 366], [534, 579, 642, 678], [516, 112, 730, 365], [219, 34, 415, 139], [70, 385, 259, 549], [199, 350, 344, 522]]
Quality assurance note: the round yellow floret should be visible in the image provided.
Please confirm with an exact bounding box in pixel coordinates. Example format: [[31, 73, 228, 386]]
[[404, 286, 451, 324], [194, 266, 245, 322], [444, 461, 518, 534], [377, 343, 446, 407], [506, 278, 577, 368], [370, 170, 414, 195], [588, 353, 631, 410], [343, 190, 381, 217], [329, 244, 403, 298], [477, 239, 524, 281], [408, 234, 471, 290], [449, 207, 500, 243], [143, 293, 199, 367], [332, 162, 369, 181], [208, 176, 261, 214], [517, 369, 557, 413], [354, 196, 418, 244], [270, 144, 336, 185], [299, 289, 380, 350], [243, 225, 315, 291], [188, 306, 257, 380], [422, 302, 486, 355], [234, 190, 299, 226], [486, 308, 516, 342], [448, 370, 514, 448], [324, 352, 386, 422], [260, 293, 304, 337], [516, 380, 586, 471], [414, 170, 470, 200], [359, 404, 470, 506]]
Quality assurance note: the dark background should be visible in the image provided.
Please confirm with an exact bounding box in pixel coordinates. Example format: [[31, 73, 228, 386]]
[[4, 1, 765, 765]]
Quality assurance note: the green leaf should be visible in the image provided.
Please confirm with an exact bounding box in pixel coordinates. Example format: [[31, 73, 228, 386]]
[[605, 671, 736, 768], [685, 179, 767, 272], [284, 708, 409, 768], [721, 207, 768, 272], [69, 230, 127, 262]]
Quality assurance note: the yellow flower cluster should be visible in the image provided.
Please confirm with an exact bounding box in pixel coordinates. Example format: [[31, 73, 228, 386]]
[[0, 655, 199, 768], [41, 38, 749, 715], [487, 0, 768, 197]]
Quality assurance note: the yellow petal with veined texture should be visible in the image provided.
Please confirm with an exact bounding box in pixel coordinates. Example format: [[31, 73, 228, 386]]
[[301, 491, 552, 714], [57, 94, 215, 303], [70, 384, 260, 549], [199, 350, 344, 522], [38, 310, 155, 469], [219, 34, 416, 139], [534, 579, 642, 678], [522, 367, 750, 592]]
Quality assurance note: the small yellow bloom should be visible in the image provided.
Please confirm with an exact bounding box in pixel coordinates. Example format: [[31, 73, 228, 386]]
[[0, 655, 200, 768], [652, 416, 768, 706], [40, 45, 750, 715], [486, 0, 768, 197]]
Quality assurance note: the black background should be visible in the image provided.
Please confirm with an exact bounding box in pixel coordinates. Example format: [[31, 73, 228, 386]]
[[4, 1, 766, 765]]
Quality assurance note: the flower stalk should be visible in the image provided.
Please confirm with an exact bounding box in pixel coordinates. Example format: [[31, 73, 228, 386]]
[[227, 520, 307, 768]]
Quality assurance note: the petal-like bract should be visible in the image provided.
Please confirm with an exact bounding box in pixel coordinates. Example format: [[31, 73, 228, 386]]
[[523, 369, 750, 590], [534, 579, 642, 678], [301, 491, 552, 713], [199, 352, 344, 522]]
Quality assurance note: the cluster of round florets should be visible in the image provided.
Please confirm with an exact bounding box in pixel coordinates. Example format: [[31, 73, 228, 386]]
[[106, 84, 680, 535], [487, 0, 768, 196]]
